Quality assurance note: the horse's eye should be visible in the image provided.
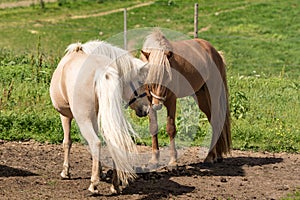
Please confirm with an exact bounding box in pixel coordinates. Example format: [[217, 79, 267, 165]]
[[138, 81, 144, 85]]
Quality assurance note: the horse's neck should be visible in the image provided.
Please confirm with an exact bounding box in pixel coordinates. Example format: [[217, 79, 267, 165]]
[[113, 56, 141, 84], [93, 45, 136, 81], [83, 41, 143, 82]]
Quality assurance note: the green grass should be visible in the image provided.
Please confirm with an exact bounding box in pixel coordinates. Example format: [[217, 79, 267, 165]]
[[0, 0, 299, 152], [282, 190, 300, 200], [1, 0, 299, 73], [229, 75, 300, 152]]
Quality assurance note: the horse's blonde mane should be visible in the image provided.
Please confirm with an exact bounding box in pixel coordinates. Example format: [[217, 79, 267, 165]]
[[142, 29, 172, 85], [66, 40, 142, 83], [143, 28, 172, 51]]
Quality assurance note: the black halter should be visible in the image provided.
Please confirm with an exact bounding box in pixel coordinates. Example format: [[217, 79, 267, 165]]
[[125, 81, 147, 109]]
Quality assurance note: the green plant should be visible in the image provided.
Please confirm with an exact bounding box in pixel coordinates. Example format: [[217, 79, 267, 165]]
[[230, 91, 250, 119]]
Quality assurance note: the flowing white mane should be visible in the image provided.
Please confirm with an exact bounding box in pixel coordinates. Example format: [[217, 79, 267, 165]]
[[142, 29, 173, 85], [66, 40, 145, 83]]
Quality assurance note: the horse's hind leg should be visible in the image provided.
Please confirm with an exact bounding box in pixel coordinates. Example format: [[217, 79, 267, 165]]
[[60, 114, 72, 179], [193, 86, 219, 164], [76, 120, 102, 194]]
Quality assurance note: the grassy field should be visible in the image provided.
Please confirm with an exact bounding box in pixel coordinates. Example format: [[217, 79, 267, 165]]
[[0, 0, 299, 154]]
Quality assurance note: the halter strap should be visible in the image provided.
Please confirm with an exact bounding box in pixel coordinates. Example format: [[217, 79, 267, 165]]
[[150, 91, 166, 101], [130, 81, 139, 97], [125, 81, 147, 109]]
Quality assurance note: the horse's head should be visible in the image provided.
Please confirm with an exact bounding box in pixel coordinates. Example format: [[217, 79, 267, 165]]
[[141, 49, 173, 111], [124, 80, 149, 117], [123, 58, 150, 117]]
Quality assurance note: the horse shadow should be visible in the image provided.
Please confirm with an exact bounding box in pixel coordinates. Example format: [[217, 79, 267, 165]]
[[121, 156, 283, 199], [189, 156, 284, 176], [0, 164, 38, 177], [122, 174, 195, 200]]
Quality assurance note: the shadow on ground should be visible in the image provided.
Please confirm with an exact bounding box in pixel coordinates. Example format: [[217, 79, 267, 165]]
[[0, 164, 38, 177], [121, 156, 283, 199]]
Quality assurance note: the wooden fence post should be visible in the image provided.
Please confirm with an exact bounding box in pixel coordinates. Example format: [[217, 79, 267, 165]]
[[194, 3, 198, 38], [40, 0, 45, 9], [124, 8, 127, 50]]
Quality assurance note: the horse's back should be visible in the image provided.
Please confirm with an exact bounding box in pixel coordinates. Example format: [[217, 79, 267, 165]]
[[193, 39, 226, 69], [168, 39, 215, 96], [193, 39, 228, 89]]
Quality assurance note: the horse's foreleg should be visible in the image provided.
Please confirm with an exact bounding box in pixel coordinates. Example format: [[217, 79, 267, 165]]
[[60, 114, 72, 179], [148, 107, 160, 166], [87, 140, 101, 194], [165, 97, 177, 167]]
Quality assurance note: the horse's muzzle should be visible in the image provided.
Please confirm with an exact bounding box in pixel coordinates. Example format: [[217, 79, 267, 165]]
[[135, 110, 148, 117], [152, 103, 163, 111], [135, 105, 150, 117]]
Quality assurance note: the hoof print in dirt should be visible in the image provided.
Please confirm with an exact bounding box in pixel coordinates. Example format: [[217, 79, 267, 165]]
[[220, 177, 228, 183]]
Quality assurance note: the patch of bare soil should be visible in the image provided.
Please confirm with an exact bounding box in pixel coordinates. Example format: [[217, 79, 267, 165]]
[[0, 140, 299, 200]]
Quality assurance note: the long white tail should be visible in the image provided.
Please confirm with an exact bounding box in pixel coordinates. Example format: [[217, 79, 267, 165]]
[[95, 67, 138, 184]]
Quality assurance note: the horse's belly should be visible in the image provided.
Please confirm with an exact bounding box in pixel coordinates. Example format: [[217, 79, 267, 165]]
[[168, 73, 205, 98]]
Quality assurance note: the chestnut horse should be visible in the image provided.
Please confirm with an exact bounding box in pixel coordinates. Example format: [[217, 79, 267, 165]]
[[50, 41, 149, 194], [141, 29, 231, 166]]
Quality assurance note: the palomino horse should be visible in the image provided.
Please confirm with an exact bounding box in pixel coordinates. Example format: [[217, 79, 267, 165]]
[[50, 41, 149, 194], [140, 29, 231, 166]]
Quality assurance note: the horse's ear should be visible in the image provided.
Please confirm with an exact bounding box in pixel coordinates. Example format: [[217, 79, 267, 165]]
[[166, 51, 173, 59], [141, 50, 150, 60]]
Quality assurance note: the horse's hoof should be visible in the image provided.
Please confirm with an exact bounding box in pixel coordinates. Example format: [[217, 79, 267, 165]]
[[167, 162, 178, 171], [110, 185, 121, 194], [88, 185, 99, 194], [148, 162, 159, 170], [135, 166, 151, 173], [133, 166, 143, 173], [60, 171, 70, 179]]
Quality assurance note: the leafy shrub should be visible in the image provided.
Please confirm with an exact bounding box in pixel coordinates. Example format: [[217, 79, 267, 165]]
[[230, 91, 250, 119]]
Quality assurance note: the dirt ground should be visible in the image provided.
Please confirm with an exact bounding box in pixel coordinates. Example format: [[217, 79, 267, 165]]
[[0, 140, 299, 200]]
